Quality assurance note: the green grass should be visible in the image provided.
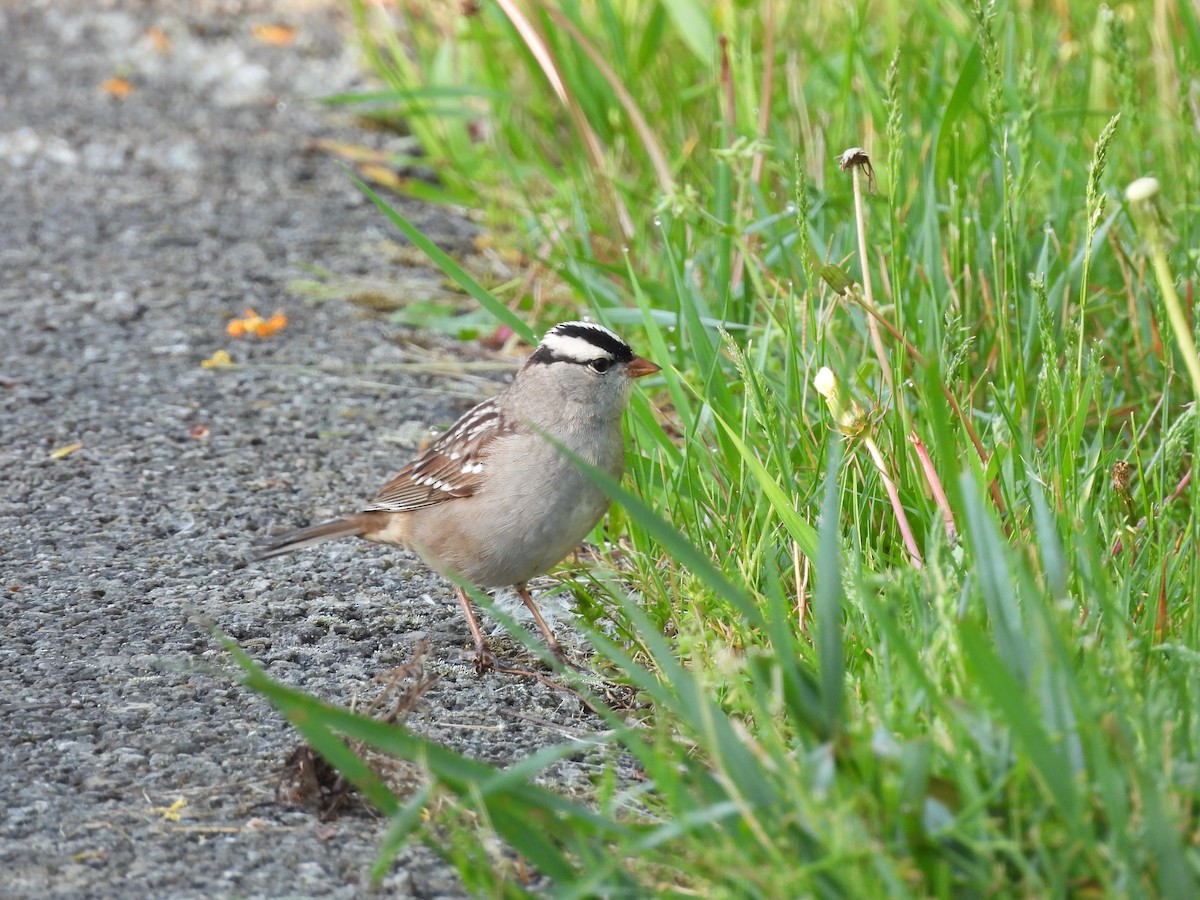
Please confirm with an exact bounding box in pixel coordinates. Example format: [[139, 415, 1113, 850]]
[[237, 0, 1200, 894]]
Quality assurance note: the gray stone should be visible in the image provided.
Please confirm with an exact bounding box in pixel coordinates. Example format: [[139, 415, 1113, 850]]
[[0, 1, 617, 898]]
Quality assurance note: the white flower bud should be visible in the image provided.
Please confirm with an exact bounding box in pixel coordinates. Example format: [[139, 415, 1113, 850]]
[[814, 366, 838, 399], [1125, 177, 1160, 203]]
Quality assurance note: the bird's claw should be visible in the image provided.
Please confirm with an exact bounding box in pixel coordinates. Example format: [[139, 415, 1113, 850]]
[[473, 645, 496, 674]]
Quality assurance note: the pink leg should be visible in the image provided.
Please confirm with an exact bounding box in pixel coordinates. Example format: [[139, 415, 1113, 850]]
[[515, 583, 567, 662], [455, 587, 494, 673]]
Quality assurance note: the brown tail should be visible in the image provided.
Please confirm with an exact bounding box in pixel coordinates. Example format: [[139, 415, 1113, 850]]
[[256, 516, 369, 560]]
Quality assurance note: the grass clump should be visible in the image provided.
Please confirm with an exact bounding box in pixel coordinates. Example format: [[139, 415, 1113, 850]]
[[235, 1, 1200, 895]]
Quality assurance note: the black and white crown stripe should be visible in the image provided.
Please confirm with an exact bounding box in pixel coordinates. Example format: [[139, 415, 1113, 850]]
[[529, 321, 634, 367]]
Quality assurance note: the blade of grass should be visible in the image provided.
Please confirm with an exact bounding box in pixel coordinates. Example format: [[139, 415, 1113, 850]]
[[350, 173, 537, 344], [814, 439, 846, 736]]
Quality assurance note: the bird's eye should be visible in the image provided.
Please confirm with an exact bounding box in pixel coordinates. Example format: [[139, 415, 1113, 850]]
[[589, 358, 612, 374]]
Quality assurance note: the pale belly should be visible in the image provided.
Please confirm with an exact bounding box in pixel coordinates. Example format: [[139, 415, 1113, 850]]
[[430, 432, 623, 586]]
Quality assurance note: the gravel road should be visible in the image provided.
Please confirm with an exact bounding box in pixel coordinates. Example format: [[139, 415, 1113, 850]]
[[2, 3, 603, 896]]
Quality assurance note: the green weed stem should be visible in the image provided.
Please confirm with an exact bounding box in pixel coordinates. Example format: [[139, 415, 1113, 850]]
[[1126, 177, 1200, 403], [841, 148, 893, 392]]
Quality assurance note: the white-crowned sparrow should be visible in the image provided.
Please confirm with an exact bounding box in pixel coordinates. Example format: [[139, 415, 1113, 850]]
[[258, 321, 660, 669]]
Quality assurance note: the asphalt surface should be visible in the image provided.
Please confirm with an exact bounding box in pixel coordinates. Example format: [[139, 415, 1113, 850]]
[[1, 3, 606, 896]]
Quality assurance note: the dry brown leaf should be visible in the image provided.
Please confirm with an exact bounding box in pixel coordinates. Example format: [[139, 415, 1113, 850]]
[[311, 139, 392, 165], [101, 77, 133, 99], [48, 442, 84, 460], [145, 26, 171, 53], [147, 798, 188, 821], [357, 163, 404, 190], [226, 308, 287, 338], [251, 24, 296, 46]]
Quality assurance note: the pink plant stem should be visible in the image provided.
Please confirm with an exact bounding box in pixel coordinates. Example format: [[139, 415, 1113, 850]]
[[865, 436, 923, 568], [908, 431, 957, 541]]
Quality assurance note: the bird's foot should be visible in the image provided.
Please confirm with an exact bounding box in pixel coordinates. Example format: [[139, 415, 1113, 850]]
[[468, 637, 586, 678], [551, 644, 586, 673], [472, 644, 497, 675]]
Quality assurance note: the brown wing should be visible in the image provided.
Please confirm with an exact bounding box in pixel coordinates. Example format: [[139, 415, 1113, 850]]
[[364, 399, 515, 512]]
